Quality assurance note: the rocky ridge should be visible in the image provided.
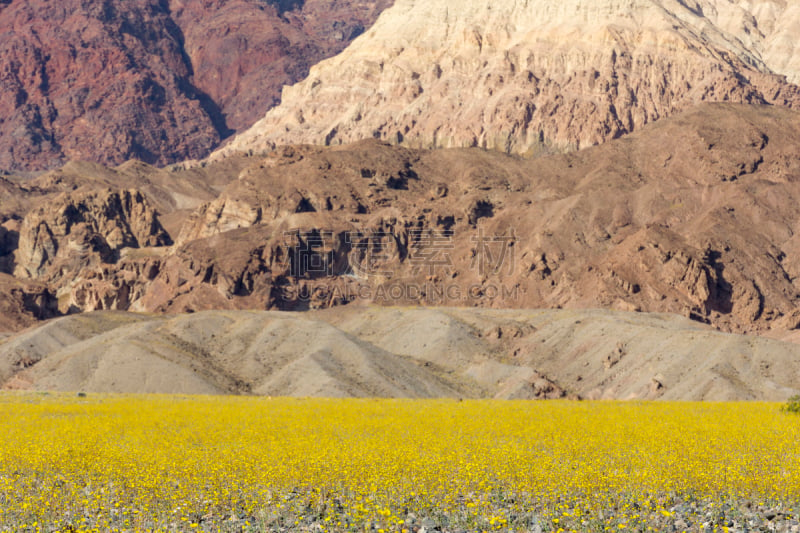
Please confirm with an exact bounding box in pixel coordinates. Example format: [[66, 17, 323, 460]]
[[3, 105, 800, 338], [220, 0, 800, 157], [13, 188, 171, 281]]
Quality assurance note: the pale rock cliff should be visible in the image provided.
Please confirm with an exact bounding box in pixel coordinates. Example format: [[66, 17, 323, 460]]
[[220, 0, 800, 156]]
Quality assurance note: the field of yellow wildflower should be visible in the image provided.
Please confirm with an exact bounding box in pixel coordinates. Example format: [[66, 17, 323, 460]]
[[1, 393, 799, 532]]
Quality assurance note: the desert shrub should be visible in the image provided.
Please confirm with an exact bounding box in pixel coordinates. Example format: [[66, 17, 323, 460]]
[[782, 395, 800, 415]]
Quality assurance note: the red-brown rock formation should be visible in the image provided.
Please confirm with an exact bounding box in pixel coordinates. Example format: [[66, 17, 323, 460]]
[[0, 0, 392, 171], [5, 104, 800, 336]]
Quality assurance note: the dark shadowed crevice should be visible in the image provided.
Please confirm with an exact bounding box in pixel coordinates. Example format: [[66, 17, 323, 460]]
[[160, 1, 234, 141], [260, 0, 305, 16], [175, 77, 235, 140]]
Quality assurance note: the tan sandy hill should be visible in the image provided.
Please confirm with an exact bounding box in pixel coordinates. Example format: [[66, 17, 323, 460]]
[[5, 104, 800, 336], [219, 0, 800, 158], [1, 306, 798, 401]]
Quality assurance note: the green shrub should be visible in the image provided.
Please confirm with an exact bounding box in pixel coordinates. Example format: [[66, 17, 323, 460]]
[[782, 395, 800, 415]]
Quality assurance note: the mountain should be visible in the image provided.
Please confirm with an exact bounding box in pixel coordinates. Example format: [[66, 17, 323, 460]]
[[2, 307, 799, 401], [5, 104, 800, 337], [5, 0, 800, 400], [0, 0, 392, 171], [220, 0, 800, 158]]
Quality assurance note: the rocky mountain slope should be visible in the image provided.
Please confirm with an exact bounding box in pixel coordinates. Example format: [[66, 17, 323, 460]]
[[0, 0, 391, 171], [221, 0, 800, 157], [0, 274, 57, 333], [4, 104, 800, 338], [2, 307, 798, 401]]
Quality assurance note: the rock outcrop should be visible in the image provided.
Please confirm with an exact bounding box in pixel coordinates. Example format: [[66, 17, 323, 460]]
[[13, 189, 171, 281], [0, 274, 58, 332], [176, 104, 800, 334], [0, 0, 392, 171], [220, 0, 800, 157], [5, 104, 800, 335]]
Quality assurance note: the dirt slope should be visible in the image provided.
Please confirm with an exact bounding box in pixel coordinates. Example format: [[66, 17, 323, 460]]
[[1, 307, 798, 401]]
